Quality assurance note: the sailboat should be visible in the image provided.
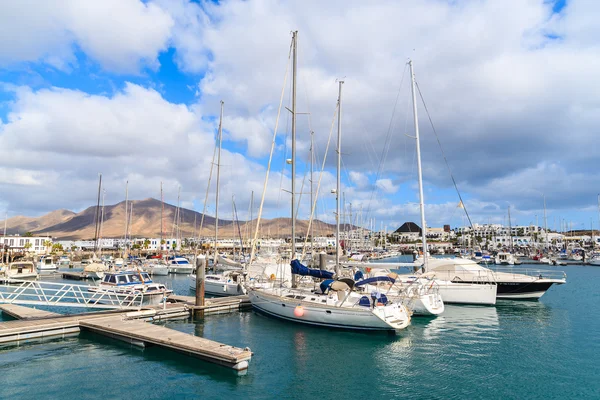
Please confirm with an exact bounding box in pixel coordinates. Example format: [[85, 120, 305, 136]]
[[392, 60, 498, 306], [248, 32, 411, 331], [188, 101, 248, 296]]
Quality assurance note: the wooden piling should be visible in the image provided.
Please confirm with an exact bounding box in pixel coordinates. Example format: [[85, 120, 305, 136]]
[[194, 255, 206, 319]]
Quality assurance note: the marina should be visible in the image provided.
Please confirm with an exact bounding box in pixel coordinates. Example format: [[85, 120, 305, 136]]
[[0, 261, 598, 398], [0, 1, 598, 398]]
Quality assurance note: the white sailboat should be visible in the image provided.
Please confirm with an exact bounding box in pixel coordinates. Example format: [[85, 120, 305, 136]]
[[249, 32, 411, 331], [392, 60, 497, 306]]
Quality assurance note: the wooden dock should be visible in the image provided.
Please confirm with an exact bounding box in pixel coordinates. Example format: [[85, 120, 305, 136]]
[[0, 304, 252, 371], [81, 317, 252, 370]]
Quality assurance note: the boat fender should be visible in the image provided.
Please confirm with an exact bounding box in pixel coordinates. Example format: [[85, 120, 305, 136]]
[[270, 274, 276, 281]]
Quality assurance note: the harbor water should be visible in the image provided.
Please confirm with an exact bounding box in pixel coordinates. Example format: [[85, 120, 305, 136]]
[[1, 261, 599, 399]]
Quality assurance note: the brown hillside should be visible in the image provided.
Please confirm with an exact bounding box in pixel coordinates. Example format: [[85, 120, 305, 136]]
[[4, 198, 350, 240]]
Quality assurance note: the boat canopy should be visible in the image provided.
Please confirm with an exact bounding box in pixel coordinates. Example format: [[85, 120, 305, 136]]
[[290, 259, 334, 279], [319, 279, 350, 294], [355, 276, 396, 287]]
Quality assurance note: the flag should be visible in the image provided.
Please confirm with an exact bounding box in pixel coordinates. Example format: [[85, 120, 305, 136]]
[[457, 201, 464, 209]]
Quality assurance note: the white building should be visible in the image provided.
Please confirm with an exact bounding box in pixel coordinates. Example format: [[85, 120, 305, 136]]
[[1, 235, 53, 255]]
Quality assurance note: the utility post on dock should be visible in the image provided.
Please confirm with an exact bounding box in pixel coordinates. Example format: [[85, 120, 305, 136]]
[[194, 255, 206, 319]]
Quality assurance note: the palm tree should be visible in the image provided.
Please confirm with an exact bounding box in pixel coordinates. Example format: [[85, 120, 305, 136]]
[[43, 240, 52, 255], [143, 239, 151, 250]]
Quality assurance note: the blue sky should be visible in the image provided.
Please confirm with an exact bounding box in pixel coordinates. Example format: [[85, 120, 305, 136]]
[[1, 0, 599, 233]]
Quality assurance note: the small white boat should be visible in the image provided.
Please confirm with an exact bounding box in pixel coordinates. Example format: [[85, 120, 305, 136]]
[[37, 256, 58, 271], [190, 270, 247, 296], [495, 252, 516, 265], [145, 261, 169, 276], [168, 256, 194, 274], [88, 271, 172, 306], [3, 261, 39, 282]]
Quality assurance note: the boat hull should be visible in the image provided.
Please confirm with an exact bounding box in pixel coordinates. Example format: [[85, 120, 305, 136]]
[[248, 290, 410, 331], [87, 287, 170, 306], [169, 266, 194, 274], [436, 282, 497, 305]]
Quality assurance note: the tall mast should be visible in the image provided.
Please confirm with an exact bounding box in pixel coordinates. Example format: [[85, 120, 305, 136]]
[[124, 180, 129, 252], [508, 206, 513, 253], [99, 189, 105, 243], [250, 190, 254, 250], [215, 100, 224, 264], [543, 195, 548, 251], [160, 182, 164, 252], [409, 60, 428, 271], [335, 80, 344, 276], [291, 31, 297, 264], [93, 173, 102, 254], [310, 130, 314, 251]]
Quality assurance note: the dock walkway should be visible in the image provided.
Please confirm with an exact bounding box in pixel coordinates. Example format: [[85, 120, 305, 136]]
[[0, 304, 252, 371]]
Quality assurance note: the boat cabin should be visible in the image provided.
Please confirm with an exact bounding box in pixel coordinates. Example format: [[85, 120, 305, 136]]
[[101, 271, 153, 286]]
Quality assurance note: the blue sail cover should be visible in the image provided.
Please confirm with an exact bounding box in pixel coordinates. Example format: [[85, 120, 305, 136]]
[[355, 276, 396, 287], [290, 259, 334, 279]]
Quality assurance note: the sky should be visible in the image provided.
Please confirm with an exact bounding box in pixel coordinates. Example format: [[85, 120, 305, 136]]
[[0, 0, 598, 233]]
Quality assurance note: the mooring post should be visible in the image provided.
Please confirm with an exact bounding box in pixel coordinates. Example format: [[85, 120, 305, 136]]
[[194, 255, 206, 319], [319, 252, 327, 271]]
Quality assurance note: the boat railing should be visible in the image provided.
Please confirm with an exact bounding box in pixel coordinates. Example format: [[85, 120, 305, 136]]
[[0, 279, 146, 309], [488, 266, 566, 281]]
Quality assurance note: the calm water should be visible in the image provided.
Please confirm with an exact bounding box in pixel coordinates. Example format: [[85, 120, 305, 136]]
[[1, 262, 599, 399]]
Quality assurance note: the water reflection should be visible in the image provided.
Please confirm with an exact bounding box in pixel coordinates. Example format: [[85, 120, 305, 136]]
[[421, 305, 500, 341]]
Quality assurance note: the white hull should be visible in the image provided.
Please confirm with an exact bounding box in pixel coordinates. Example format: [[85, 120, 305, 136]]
[[435, 282, 497, 305], [588, 258, 600, 266], [88, 287, 168, 306], [249, 289, 410, 331], [148, 266, 169, 276], [410, 293, 445, 316], [169, 266, 194, 274], [189, 274, 245, 296]]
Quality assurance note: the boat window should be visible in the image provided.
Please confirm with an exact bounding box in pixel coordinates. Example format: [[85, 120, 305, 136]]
[[294, 296, 305, 300], [103, 275, 110, 282], [285, 295, 295, 298], [117, 275, 128, 284], [108, 275, 117, 284], [130, 275, 141, 282], [141, 273, 150, 281]]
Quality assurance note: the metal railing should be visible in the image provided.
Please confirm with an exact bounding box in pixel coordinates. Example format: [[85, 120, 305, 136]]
[[488, 266, 567, 281], [0, 280, 150, 309]]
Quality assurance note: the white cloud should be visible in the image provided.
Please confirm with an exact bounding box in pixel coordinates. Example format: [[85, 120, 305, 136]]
[[0, 0, 173, 73]]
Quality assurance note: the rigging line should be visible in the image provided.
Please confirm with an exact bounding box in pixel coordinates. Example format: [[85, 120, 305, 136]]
[[415, 80, 474, 230], [232, 196, 246, 259], [198, 139, 218, 246], [294, 149, 312, 222], [249, 36, 293, 266], [365, 63, 408, 217], [300, 101, 338, 260]]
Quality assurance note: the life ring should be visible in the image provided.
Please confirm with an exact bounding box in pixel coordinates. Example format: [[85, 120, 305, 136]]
[[366, 267, 372, 273]]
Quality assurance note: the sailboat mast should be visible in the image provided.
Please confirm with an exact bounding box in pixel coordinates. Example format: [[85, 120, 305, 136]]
[[543, 195, 548, 251], [335, 80, 344, 276], [291, 30, 297, 263], [160, 182, 164, 252], [100, 189, 105, 242], [215, 100, 224, 264], [124, 181, 129, 253], [310, 130, 314, 251], [93, 173, 102, 254], [409, 60, 428, 271], [508, 206, 513, 253]]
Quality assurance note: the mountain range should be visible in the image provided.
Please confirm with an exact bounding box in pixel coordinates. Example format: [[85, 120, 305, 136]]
[[0, 198, 346, 240]]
